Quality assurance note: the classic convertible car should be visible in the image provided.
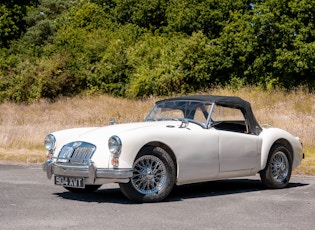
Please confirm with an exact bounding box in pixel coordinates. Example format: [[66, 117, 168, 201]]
[[43, 95, 304, 202]]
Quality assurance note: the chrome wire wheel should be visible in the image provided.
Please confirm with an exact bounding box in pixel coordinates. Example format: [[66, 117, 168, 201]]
[[260, 144, 292, 189], [119, 146, 176, 202], [270, 151, 289, 183], [131, 155, 167, 195]]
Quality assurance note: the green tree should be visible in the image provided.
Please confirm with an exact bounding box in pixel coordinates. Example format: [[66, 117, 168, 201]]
[[212, 0, 315, 88], [126, 33, 183, 97], [87, 24, 143, 96], [166, 0, 253, 39], [22, 0, 80, 47], [1, 0, 315, 103], [0, 0, 38, 47], [111, 0, 168, 30]]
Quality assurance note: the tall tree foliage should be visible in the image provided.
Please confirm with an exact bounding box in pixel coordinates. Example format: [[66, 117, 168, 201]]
[[0, 0, 314, 102], [166, 0, 253, 38], [0, 0, 38, 47], [213, 0, 315, 88]]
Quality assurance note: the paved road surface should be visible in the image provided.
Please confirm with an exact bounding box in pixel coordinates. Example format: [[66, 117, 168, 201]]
[[0, 164, 314, 230]]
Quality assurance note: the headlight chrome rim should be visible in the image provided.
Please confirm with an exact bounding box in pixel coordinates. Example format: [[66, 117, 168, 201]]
[[108, 135, 122, 155], [44, 134, 56, 153]]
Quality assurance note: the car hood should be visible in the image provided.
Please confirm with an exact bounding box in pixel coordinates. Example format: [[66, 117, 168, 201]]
[[52, 120, 201, 148], [79, 121, 158, 138], [78, 120, 200, 139]]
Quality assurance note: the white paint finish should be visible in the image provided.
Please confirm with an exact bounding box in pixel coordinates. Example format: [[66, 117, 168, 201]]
[[259, 127, 303, 170], [217, 130, 261, 172]]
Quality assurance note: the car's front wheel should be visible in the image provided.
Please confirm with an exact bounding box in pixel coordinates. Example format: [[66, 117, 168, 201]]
[[260, 144, 292, 189], [119, 146, 176, 203]]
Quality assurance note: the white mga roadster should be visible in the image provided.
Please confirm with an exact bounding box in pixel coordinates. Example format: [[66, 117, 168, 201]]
[[43, 95, 304, 202]]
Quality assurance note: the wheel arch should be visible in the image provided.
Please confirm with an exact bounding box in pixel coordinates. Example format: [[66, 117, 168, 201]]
[[138, 141, 178, 177], [260, 138, 293, 171]]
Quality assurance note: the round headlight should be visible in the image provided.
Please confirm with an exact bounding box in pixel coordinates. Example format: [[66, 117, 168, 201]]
[[108, 135, 122, 154], [44, 134, 56, 152]]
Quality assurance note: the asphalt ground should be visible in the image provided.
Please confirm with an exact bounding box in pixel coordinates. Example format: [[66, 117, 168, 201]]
[[0, 164, 314, 230]]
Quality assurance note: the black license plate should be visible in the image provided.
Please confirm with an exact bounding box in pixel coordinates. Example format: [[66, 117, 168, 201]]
[[54, 176, 84, 188]]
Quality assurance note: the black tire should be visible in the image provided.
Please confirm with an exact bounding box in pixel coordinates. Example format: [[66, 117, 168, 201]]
[[119, 146, 176, 203], [260, 144, 292, 189], [64, 185, 101, 193]]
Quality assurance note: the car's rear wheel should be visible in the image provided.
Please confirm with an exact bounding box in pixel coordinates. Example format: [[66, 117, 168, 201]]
[[64, 185, 101, 193], [119, 146, 176, 203], [260, 144, 292, 189]]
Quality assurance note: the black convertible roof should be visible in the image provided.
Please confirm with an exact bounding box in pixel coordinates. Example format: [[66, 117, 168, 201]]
[[157, 95, 262, 135], [159, 95, 248, 107]]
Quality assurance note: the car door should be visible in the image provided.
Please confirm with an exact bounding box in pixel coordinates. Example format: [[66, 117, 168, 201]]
[[210, 105, 261, 174], [218, 131, 261, 172], [174, 126, 220, 185]]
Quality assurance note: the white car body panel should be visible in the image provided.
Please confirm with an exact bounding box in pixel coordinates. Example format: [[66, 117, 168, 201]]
[[217, 130, 261, 173], [259, 127, 303, 169]]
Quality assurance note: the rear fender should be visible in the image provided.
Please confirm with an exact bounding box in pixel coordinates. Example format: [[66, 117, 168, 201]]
[[260, 128, 295, 170]]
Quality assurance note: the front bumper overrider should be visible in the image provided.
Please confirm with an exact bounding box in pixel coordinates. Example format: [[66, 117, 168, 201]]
[[43, 159, 133, 184]]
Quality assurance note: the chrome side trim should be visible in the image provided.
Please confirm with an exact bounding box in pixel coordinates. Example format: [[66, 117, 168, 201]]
[[43, 160, 133, 184]]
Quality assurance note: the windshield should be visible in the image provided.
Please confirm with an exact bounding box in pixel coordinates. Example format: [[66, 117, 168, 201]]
[[145, 100, 213, 128]]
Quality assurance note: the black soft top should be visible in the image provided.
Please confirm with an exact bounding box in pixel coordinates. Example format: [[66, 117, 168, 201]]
[[157, 95, 262, 135]]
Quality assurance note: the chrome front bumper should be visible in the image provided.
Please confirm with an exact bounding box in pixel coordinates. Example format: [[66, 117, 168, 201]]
[[43, 159, 133, 184]]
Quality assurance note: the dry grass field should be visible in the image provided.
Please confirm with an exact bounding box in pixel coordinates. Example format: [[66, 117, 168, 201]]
[[0, 87, 314, 174]]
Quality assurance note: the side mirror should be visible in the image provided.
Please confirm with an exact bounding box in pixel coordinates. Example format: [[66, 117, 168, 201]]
[[109, 118, 116, 125]]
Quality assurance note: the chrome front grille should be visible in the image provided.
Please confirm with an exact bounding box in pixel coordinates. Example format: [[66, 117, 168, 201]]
[[57, 142, 96, 164], [72, 146, 93, 159]]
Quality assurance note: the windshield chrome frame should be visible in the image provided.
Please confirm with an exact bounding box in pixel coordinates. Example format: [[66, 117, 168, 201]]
[[206, 102, 215, 129]]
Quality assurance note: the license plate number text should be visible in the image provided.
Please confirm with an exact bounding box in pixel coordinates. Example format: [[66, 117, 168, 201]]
[[55, 176, 84, 188]]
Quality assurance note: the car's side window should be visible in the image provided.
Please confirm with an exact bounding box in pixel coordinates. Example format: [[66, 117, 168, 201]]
[[211, 105, 248, 133], [211, 105, 244, 121]]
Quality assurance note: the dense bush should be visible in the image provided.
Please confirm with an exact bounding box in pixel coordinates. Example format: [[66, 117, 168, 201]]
[[0, 0, 314, 102]]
